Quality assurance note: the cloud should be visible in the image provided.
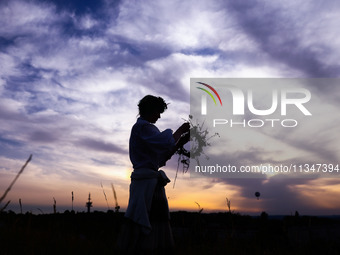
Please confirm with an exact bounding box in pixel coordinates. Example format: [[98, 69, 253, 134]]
[[1, 0, 340, 214], [212, 174, 336, 215], [225, 0, 340, 81], [30, 131, 59, 143], [111, 0, 227, 49], [76, 137, 127, 154]]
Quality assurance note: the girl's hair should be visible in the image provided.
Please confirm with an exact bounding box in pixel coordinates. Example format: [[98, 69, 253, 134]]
[[138, 95, 168, 117]]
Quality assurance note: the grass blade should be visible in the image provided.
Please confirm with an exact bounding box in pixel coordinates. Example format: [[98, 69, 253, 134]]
[[0, 154, 32, 205]]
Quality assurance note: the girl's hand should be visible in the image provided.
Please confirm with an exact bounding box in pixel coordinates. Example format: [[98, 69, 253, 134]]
[[177, 132, 190, 147], [178, 122, 190, 134], [173, 122, 190, 142]]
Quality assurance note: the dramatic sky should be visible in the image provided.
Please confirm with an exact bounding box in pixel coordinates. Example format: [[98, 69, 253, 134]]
[[1, 0, 340, 215]]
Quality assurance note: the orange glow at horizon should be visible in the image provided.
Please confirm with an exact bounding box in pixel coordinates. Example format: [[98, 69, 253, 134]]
[[3, 165, 340, 215]]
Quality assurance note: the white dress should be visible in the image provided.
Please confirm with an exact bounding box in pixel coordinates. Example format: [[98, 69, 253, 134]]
[[118, 117, 175, 255]]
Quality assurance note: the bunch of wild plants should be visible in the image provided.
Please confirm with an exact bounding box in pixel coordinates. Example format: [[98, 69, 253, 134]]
[[173, 115, 219, 187]]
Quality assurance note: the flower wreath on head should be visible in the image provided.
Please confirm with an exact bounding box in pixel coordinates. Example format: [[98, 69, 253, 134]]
[[173, 115, 219, 188]]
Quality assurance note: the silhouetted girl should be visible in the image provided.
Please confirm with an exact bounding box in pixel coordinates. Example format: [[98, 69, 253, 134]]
[[118, 95, 189, 255]]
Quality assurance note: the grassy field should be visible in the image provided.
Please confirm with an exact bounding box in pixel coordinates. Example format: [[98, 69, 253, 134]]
[[1, 210, 340, 255]]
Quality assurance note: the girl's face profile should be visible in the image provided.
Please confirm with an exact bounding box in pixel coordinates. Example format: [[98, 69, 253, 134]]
[[146, 111, 161, 123]]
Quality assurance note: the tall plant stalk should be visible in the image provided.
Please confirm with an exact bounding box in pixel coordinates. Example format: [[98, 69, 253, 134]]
[[0, 154, 32, 210]]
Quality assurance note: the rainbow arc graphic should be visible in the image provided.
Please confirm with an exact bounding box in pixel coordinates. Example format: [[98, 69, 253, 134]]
[[196, 82, 222, 106], [196, 82, 222, 115]]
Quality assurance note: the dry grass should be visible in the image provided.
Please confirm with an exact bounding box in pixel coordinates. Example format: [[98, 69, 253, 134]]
[[0, 154, 32, 212], [111, 183, 120, 212], [101, 182, 110, 210]]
